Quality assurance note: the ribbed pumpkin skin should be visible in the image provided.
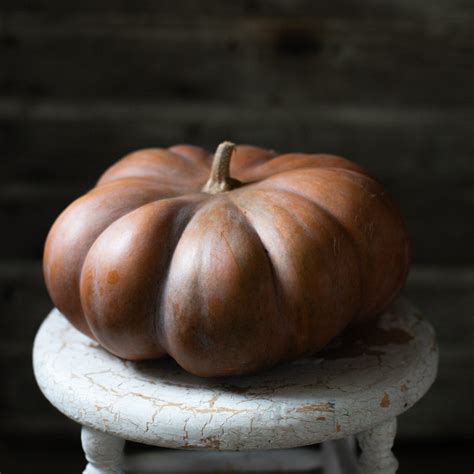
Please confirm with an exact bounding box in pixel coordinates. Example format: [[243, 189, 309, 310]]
[[43, 144, 410, 377]]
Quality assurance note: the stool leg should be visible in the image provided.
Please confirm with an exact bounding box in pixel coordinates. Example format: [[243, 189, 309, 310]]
[[81, 426, 125, 474], [356, 417, 398, 474]]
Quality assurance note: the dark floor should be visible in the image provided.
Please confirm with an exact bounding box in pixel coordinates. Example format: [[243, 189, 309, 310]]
[[1, 436, 472, 473]]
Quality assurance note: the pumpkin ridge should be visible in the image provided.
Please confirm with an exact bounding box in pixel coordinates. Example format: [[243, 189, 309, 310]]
[[238, 187, 364, 322], [306, 167, 410, 280], [262, 167, 378, 206], [324, 167, 410, 234], [236, 152, 366, 182], [257, 171, 409, 320], [79, 181, 186, 251], [238, 165, 362, 189], [156, 195, 287, 376], [336, 170, 410, 319], [94, 176, 190, 194], [230, 187, 361, 353], [152, 197, 209, 354], [155, 195, 231, 353], [167, 145, 212, 170], [98, 148, 209, 187], [78, 194, 207, 357], [44, 178, 180, 337], [229, 145, 278, 174], [254, 186, 365, 317], [280, 167, 409, 320], [321, 165, 371, 177], [225, 194, 286, 339]]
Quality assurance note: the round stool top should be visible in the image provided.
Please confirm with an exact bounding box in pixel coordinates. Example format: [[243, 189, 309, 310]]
[[33, 298, 438, 451]]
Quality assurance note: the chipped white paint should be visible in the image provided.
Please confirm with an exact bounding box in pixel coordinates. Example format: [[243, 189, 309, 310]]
[[81, 426, 125, 474], [357, 418, 398, 474], [33, 298, 437, 473]]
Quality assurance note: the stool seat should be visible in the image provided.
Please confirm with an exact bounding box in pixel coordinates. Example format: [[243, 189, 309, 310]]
[[33, 297, 437, 455]]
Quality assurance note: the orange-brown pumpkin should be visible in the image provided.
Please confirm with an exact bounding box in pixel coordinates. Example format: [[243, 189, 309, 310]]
[[43, 142, 410, 377]]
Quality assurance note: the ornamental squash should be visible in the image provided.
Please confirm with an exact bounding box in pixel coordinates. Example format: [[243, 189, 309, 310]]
[[43, 142, 410, 377]]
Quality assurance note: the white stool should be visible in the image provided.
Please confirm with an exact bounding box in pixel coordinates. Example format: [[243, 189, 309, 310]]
[[33, 298, 438, 474]]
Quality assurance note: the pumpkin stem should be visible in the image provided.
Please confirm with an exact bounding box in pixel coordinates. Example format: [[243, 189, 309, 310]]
[[202, 141, 241, 194]]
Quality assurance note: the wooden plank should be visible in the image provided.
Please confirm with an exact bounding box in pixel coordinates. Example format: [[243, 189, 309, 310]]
[[0, 262, 473, 439], [0, 261, 52, 355], [2, 179, 473, 264], [1, 181, 473, 264], [1, 102, 473, 263], [1, 14, 473, 107], [1, 101, 473, 183], [0, 184, 85, 261], [3, 0, 474, 21], [399, 267, 474, 437]]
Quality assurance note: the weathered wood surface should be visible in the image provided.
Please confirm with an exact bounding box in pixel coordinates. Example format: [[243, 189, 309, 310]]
[[33, 299, 436, 451], [1, 0, 474, 264], [2, 102, 473, 183], [1, 261, 472, 440], [4, 0, 474, 16], [2, 179, 472, 264], [1, 103, 473, 263], [1, 8, 473, 106]]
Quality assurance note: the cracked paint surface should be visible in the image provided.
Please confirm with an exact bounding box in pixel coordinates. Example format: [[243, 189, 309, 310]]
[[33, 298, 438, 451]]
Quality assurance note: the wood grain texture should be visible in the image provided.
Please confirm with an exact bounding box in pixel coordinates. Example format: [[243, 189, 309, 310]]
[[3, 0, 474, 15], [1, 14, 473, 106], [1, 0, 474, 15], [2, 102, 473, 183], [1, 101, 473, 264], [2, 174, 473, 266], [1, 1, 473, 266]]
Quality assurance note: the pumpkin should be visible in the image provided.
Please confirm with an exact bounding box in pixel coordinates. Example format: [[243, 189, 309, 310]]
[[43, 142, 410, 377]]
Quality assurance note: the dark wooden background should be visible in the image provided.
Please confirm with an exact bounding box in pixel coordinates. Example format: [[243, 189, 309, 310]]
[[1, 0, 473, 467]]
